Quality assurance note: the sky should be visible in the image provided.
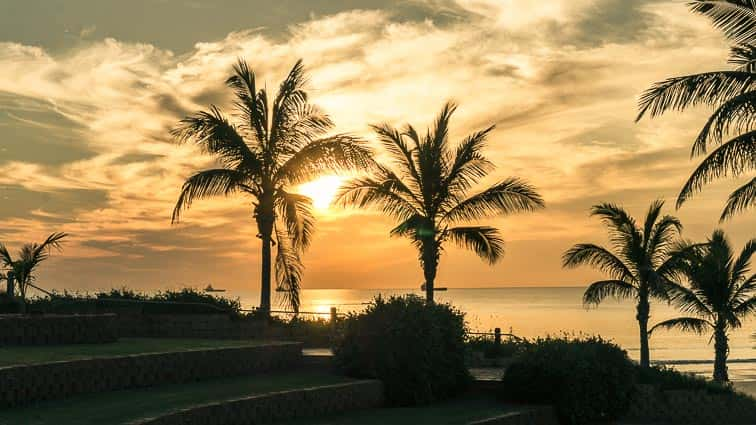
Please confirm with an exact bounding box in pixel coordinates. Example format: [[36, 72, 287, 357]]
[[0, 0, 753, 298]]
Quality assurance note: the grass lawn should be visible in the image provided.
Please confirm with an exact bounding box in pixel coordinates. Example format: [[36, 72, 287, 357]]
[[0, 371, 352, 425], [279, 394, 517, 425], [0, 338, 284, 367]]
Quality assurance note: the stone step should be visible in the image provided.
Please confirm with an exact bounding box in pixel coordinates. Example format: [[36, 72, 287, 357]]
[[0, 341, 303, 408]]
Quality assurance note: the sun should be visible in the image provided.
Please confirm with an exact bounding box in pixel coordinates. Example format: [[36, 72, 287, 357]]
[[297, 175, 345, 211]]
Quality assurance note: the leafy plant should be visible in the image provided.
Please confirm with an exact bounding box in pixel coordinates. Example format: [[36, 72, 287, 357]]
[[334, 295, 471, 406], [0, 232, 67, 301], [171, 59, 372, 314], [500, 335, 636, 425], [562, 200, 683, 368], [337, 103, 544, 302], [652, 230, 756, 382]]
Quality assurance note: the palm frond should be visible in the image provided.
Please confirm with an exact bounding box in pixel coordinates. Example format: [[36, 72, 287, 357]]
[[689, 0, 756, 45], [444, 126, 495, 195], [642, 199, 665, 252], [275, 135, 374, 185], [446, 226, 505, 264], [589, 203, 643, 264], [563, 243, 636, 282], [732, 296, 756, 319], [636, 71, 756, 120], [171, 106, 261, 171], [650, 317, 712, 335], [694, 90, 756, 155], [370, 123, 422, 191], [582, 280, 637, 306], [275, 190, 315, 252], [729, 43, 756, 71], [720, 177, 756, 220], [271, 60, 309, 151], [442, 178, 544, 223], [649, 215, 684, 266], [0, 244, 14, 268], [677, 130, 756, 208], [666, 279, 714, 316], [336, 172, 421, 221], [274, 228, 303, 313], [226, 59, 267, 144], [172, 169, 252, 223], [732, 237, 756, 284]]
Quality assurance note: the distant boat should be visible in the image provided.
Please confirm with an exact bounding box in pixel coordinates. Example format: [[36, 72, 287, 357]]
[[204, 284, 226, 293], [420, 283, 448, 291]]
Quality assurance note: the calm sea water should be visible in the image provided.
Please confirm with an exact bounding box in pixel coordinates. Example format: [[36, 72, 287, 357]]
[[238, 287, 756, 382]]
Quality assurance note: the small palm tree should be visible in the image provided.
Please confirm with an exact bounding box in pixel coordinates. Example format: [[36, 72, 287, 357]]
[[337, 102, 544, 303], [652, 230, 756, 382], [0, 232, 67, 300], [636, 0, 756, 220], [172, 59, 373, 314], [562, 201, 683, 368]]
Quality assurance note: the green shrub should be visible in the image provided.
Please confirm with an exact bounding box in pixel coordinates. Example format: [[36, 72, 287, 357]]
[[636, 365, 734, 395], [334, 295, 471, 406], [466, 334, 527, 359], [500, 335, 635, 425]]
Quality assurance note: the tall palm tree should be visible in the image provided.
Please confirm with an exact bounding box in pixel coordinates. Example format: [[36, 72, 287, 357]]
[[0, 232, 67, 300], [651, 230, 756, 382], [636, 0, 756, 221], [562, 201, 683, 368], [336, 102, 544, 303], [171, 59, 373, 314]]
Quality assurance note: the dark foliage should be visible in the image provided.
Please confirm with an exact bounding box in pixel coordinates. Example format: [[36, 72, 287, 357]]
[[500, 336, 636, 425], [25, 287, 241, 316], [636, 365, 734, 395], [334, 295, 471, 406], [466, 334, 527, 359]]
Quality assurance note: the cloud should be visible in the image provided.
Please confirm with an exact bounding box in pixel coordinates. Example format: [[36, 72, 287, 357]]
[[0, 1, 749, 294]]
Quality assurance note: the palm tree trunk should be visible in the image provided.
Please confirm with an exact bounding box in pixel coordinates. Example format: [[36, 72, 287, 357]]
[[256, 198, 275, 316], [636, 295, 651, 368], [421, 239, 439, 304], [713, 323, 729, 382]]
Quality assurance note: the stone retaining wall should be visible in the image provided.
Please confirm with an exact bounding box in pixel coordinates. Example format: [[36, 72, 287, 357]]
[[116, 314, 273, 339], [466, 406, 558, 425], [624, 384, 756, 425], [0, 342, 302, 407], [134, 380, 384, 425], [0, 314, 118, 346]]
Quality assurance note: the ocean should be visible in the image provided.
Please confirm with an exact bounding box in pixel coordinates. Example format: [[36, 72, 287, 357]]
[[237, 287, 756, 383]]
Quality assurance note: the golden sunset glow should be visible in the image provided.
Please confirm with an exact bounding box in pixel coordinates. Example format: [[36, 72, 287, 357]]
[[297, 176, 345, 211]]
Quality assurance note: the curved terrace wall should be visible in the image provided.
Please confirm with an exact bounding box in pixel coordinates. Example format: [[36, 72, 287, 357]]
[[0, 342, 302, 407], [0, 314, 117, 346], [134, 380, 384, 425]]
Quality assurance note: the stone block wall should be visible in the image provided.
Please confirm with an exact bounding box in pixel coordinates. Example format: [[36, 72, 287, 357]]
[[0, 342, 302, 407], [625, 384, 756, 424], [116, 314, 267, 339], [134, 380, 384, 425], [0, 314, 118, 346]]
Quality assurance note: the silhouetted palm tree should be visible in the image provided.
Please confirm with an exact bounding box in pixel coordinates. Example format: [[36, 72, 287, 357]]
[[0, 232, 67, 300], [636, 0, 756, 220], [171, 59, 372, 314], [562, 201, 683, 368], [652, 230, 755, 382], [337, 102, 544, 303]]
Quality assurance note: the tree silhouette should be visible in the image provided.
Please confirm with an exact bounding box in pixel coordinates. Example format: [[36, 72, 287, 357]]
[[637, 0, 756, 220], [172, 59, 372, 314], [337, 102, 544, 303], [563, 201, 683, 368], [0, 232, 67, 300], [652, 230, 756, 382]]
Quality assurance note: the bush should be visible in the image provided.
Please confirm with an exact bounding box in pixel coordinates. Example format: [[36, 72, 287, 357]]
[[636, 365, 734, 395], [0, 292, 22, 313], [500, 335, 635, 425], [466, 334, 527, 359], [334, 295, 471, 406]]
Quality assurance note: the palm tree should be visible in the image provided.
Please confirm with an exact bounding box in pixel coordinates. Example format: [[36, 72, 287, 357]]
[[651, 230, 755, 382], [636, 0, 756, 220], [336, 102, 544, 303], [0, 232, 67, 301], [171, 59, 373, 314], [562, 201, 683, 368]]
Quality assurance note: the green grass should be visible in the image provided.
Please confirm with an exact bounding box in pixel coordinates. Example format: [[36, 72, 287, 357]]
[[0, 338, 283, 367], [280, 394, 516, 425], [0, 371, 352, 425]]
